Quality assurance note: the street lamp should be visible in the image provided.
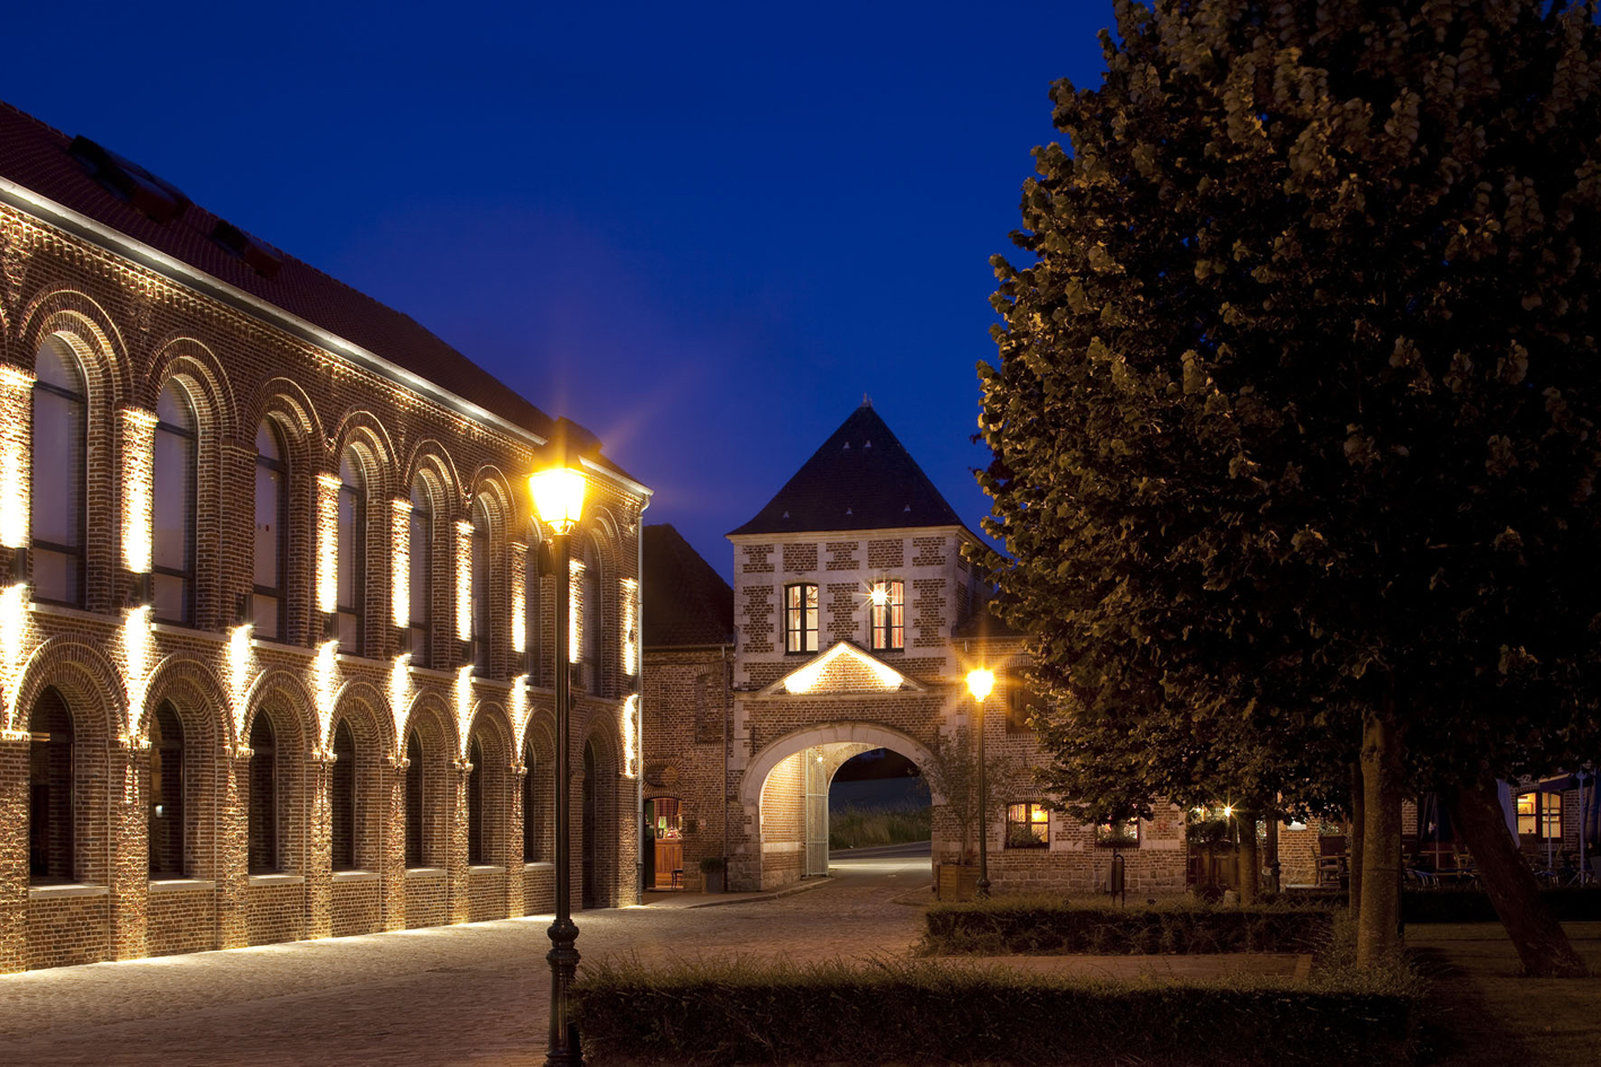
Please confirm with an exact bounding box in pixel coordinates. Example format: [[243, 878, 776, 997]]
[[529, 459, 586, 1067], [966, 667, 995, 898]]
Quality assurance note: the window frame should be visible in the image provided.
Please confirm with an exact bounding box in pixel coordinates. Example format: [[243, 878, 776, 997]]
[[336, 454, 365, 653], [252, 421, 289, 641], [29, 339, 88, 608], [784, 582, 820, 654], [148, 701, 186, 878], [330, 718, 357, 871], [247, 713, 280, 874], [407, 479, 433, 668], [470, 498, 491, 673], [405, 728, 426, 868], [868, 578, 905, 652], [1516, 791, 1563, 841], [152, 382, 198, 626], [1005, 801, 1050, 849]]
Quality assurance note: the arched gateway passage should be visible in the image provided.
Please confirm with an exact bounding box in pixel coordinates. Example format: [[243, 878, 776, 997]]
[[739, 723, 946, 890]]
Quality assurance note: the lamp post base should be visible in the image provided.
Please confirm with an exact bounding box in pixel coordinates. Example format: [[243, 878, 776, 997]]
[[546, 917, 582, 1066]]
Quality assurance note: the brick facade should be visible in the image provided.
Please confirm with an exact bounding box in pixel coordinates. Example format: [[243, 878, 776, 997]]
[[0, 182, 646, 971]]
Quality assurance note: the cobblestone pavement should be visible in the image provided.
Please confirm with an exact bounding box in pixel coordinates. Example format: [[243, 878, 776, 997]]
[[0, 854, 932, 1066]]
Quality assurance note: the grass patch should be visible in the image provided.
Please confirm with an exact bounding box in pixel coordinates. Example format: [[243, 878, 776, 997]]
[[574, 955, 1421, 1065], [827, 805, 932, 849], [921, 895, 1335, 956]]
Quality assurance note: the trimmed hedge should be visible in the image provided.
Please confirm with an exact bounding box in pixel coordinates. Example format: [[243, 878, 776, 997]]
[[922, 898, 1334, 956], [574, 958, 1420, 1066]]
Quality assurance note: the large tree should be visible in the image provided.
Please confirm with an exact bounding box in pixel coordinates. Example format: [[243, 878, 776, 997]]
[[980, 0, 1601, 974]]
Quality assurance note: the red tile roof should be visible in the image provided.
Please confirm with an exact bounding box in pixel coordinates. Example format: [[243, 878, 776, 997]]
[[0, 100, 632, 481]]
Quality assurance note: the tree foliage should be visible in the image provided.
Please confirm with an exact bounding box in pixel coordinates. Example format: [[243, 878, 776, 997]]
[[980, 0, 1601, 816]]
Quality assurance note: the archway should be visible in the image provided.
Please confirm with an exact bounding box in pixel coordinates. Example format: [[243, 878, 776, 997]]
[[739, 722, 945, 892], [828, 748, 931, 855]]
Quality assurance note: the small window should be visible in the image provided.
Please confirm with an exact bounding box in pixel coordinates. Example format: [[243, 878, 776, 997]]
[[868, 579, 904, 651], [522, 737, 540, 863], [1006, 802, 1049, 849], [524, 538, 543, 682], [408, 478, 432, 668], [248, 714, 279, 873], [29, 687, 75, 883], [153, 381, 197, 625], [784, 583, 819, 654], [1516, 792, 1562, 841], [148, 701, 185, 877], [467, 733, 486, 865], [253, 421, 288, 640], [30, 337, 87, 606], [331, 719, 356, 870], [579, 538, 601, 690], [336, 451, 365, 652], [470, 497, 491, 673]]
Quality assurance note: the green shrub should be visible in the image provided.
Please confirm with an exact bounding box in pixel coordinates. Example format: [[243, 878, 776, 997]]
[[920, 896, 1334, 956], [574, 956, 1420, 1065], [827, 804, 932, 849]]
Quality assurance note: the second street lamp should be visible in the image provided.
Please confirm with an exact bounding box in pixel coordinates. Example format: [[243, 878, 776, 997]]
[[966, 667, 995, 898], [529, 460, 586, 1067]]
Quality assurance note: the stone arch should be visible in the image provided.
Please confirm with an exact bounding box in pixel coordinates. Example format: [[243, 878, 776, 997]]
[[146, 338, 238, 439], [519, 712, 555, 864], [241, 669, 317, 876], [741, 722, 945, 809], [579, 711, 624, 908], [401, 439, 463, 507], [139, 654, 230, 881], [465, 701, 514, 867], [249, 382, 321, 647], [16, 288, 132, 402], [328, 411, 398, 502], [9, 636, 127, 737], [400, 690, 457, 871], [331, 416, 396, 658]]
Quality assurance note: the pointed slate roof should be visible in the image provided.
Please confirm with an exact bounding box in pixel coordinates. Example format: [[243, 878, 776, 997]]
[[642, 524, 734, 648], [729, 402, 965, 536]]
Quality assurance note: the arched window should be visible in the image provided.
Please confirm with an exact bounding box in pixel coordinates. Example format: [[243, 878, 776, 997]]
[[407, 478, 432, 667], [467, 733, 486, 864], [525, 536, 543, 683], [153, 381, 197, 625], [248, 714, 278, 873], [331, 719, 356, 870], [405, 728, 424, 868], [336, 451, 365, 651], [29, 687, 75, 883], [579, 538, 600, 692], [30, 337, 87, 606], [522, 734, 540, 862], [253, 421, 288, 641], [470, 497, 491, 672], [148, 701, 185, 877]]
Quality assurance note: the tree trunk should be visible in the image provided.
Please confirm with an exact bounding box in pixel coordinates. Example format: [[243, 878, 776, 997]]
[[1448, 782, 1588, 978], [1356, 710, 1404, 968], [1265, 814, 1280, 895], [1349, 763, 1364, 923], [1236, 809, 1259, 904]]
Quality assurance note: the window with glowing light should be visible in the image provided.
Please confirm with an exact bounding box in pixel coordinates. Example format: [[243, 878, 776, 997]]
[[153, 380, 197, 625], [1097, 818, 1141, 848], [331, 719, 356, 870], [148, 701, 186, 877], [868, 579, 904, 651], [1516, 791, 1563, 841], [29, 687, 75, 883], [470, 496, 491, 673], [407, 477, 432, 667], [784, 583, 819, 654], [30, 336, 87, 606], [248, 714, 279, 873], [1006, 802, 1050, 849], [336, 451, 365, 652], [253, 421, 288, 641]]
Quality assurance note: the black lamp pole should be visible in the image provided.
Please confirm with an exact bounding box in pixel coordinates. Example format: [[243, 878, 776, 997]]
[[546, 526, 580, 1066]]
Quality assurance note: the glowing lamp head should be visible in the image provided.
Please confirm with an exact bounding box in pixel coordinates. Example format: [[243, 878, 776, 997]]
[[529, 466, 586, 534], [869, 585, 888, 607], [1223, 805, 1234, 818], [966, 667, 995, 702]]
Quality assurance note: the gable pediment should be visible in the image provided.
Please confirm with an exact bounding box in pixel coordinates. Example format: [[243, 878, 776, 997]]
[[760, 642, 924, 696]]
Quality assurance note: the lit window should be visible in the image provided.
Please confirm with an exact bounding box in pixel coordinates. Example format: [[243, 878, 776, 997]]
[[30, 337, 86, 606], [1006, 802, 1049, 849], [869, 579, 904, 652], [408, 478, 432, 667], [252, 421, 287, 640], [1097, 818, 1141, 848], [153, 381, 197, 625], [336, 451, 364, 652], [1516, 791, 1562, 841], [785, 583, 819, 654]]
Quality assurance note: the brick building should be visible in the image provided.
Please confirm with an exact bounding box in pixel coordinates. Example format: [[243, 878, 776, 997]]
[[643, 403, 1189, 895], [0, 102, 648, 972]]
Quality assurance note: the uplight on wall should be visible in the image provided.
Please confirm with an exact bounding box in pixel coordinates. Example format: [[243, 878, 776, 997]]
[[388, 653, 412, 749], [390, 497, 412, 629], [0, 581, 29, 728], [621, 693, 638, 778], [621, 577, 639, 677], [120, 603, 153, 735], [510, 673, 530, 745], [568, 560, 584, 664], [226, 623, 254, 740], [0, 365, 33, 551], [454, 520, 473, 642], [510, 541, 527, 654], [313, 638, 339, 748], [121, 408, 158, 575], [316, 473, 342, 615], [454, 664, 474, 757]]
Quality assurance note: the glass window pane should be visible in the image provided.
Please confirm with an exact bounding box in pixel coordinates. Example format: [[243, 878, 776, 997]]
[[30, 547, 78, 605], [338, 488, 358, 610], [31, 389, 84, 548], [153, 427, 193, 573], [156, 381, 194, 431], [35, 337, 83, 393], [153, 573, 187, 623], [254, 462, 282, 588], [255, 420, 280, 461], [252, 594, 279, 637]]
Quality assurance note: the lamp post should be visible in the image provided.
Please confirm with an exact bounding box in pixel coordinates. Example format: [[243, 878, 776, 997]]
[[529, 460, 586, 1067], [966, 667, 995, 898]]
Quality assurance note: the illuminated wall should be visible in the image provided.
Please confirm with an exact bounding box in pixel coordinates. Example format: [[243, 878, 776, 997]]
[[0, 364, 32, 551], [390, 497, 412, 629], [316, 473, 341, 615], [120, 407, 158, 575]]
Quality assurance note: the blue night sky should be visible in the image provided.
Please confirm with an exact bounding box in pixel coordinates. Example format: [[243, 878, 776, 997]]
[[3, 1, 1114, 578]]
